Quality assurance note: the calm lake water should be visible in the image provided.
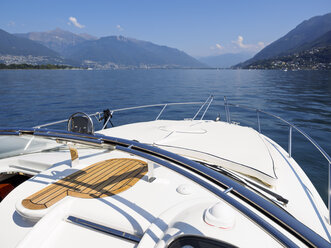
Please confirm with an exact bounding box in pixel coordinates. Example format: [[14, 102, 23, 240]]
[[0, 69, 330, 202]]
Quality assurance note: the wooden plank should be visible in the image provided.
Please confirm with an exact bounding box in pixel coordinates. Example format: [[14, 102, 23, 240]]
[[72, 159, 130, 194], [92, 162, 143, 197], [22, 158, 148, 210], [101, 163, 145, 193], [29, 170, 87, 205], [45, 191, 69, 208], [28, 170, 87, 203], [85, 160, 142, 196], [98, 166, 148, 198], [29, 160, 110, 204], [21, 199, 46, 210]]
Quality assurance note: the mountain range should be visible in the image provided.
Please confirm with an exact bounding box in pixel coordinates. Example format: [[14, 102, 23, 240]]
[[236, 12, 331, 69], [1, 12, 330, 70], [0, 29, 59, 57], [15, 28, 97, 56], [66, 35, 204, 68], [0, 28, 205, 69]]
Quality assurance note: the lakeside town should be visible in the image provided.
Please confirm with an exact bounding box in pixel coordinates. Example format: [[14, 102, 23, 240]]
[[242, 46, 331, 70]]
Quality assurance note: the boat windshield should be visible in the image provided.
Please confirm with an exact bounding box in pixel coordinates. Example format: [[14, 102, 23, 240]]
[[0, 134, 102, 160]]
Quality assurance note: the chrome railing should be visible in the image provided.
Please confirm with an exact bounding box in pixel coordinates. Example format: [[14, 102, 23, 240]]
[[34, 95, 215, 129], [224, 99, 331, 224]]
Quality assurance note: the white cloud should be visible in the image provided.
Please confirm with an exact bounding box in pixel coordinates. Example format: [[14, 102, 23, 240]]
[[233, 35, 247, 48], [232, 35, 265, 52], [116, 25, 124, 31], [7, 21, 15, 27], [208, 36, 265, 56], [210, 43, 223, 51], [258, 41, 265, 48], [215, 43, 223, 49], [68, 17, 85, 29]]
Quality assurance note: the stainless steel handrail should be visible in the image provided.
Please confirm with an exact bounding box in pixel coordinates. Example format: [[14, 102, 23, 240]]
[[0, 128, 329, 247], [33, 101, 206, 129], [225, 101, 331, 225], [200, 95, 214, 120], [155, 104, 167, 120], [225, 102, 331, 165], [224, 96, 231, 123], [110, 101, 206, 113], [192, 95, 213, 120]]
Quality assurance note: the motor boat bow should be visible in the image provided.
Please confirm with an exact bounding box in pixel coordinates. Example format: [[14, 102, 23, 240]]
[[0, 96, 330, 247]]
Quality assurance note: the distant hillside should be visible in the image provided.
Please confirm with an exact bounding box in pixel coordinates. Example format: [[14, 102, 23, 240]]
[[0, 29, 59, 57], [293, 30, 331, 53], [240, 29, 331, 70], [237, 12, 331, 68], [15, 28, 97, 56], [67, 36, 206, 68], [243, 46, 331, 70], [198, 53, 253, 68], [77, 33, 98, 41], [2, 28, 205, 68]]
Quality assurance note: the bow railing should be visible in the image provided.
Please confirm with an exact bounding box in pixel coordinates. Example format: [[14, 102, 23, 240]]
[[224, 97, 331, 224]]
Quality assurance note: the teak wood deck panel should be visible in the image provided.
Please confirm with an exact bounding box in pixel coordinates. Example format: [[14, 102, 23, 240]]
[[22, 158, 148, 210]]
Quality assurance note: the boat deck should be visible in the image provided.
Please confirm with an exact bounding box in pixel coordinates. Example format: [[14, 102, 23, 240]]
[[22, 158, 148, 210]]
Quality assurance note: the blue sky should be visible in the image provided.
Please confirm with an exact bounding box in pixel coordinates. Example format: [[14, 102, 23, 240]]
[[1, 0, 330, 57]]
